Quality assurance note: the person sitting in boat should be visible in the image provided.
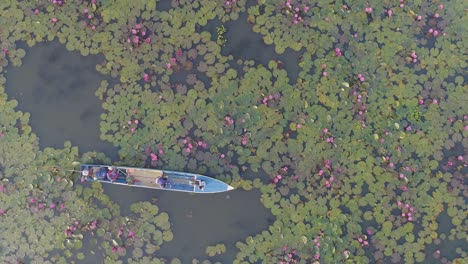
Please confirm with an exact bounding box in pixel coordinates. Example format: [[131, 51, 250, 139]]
[[191, 180, 206, 190], [81, 168, 93, 181], [198, 180, 205, 190], [157, 177, 168, 188], [97, 167, 107, 180], [106, 167, 119, 182]]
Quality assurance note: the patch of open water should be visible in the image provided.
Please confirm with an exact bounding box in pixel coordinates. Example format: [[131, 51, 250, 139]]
[[5, 40, 119, 160]]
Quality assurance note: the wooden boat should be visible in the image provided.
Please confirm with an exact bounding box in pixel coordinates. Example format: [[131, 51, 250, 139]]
[[79, 164, 235, 193]]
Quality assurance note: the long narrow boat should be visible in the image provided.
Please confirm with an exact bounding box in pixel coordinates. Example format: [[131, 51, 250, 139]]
[[79, 164, 234, 194]]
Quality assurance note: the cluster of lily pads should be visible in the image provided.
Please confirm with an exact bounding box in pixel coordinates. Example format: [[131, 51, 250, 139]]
[[1, 0, 467, 263]]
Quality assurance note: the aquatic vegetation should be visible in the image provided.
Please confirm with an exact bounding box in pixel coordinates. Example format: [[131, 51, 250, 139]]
[[206, 243, 227, 257], [216, 25, 227, 46], [0, 0, 467, 262]]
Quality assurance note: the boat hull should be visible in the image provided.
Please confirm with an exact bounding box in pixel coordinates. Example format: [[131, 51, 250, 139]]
[[79, 164, 234, 194]]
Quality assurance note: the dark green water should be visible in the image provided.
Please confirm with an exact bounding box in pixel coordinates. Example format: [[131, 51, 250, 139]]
[[5, 41, 118, 160]]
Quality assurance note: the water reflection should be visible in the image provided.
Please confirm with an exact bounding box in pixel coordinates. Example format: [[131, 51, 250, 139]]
[[5, 41, 118, 160]]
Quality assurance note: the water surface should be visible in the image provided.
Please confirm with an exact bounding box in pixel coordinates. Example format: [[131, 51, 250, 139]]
[[103, 184, 272, 262], [5, 41, 118, 159]]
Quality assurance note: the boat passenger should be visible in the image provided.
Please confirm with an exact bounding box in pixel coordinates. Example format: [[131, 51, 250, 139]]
[[107, 168, 119, 182], [157, 177, 168, 188], [190, 180, 205, 190], [97, 167, 107, 180], [199, 180, 205, 190], [81, 168, 90, 181]]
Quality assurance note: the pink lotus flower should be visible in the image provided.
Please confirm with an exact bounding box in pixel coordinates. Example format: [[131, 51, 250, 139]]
[[241, 137, 247, 145], [334, 48, 342, 56], [387, 9, 393, 18]]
